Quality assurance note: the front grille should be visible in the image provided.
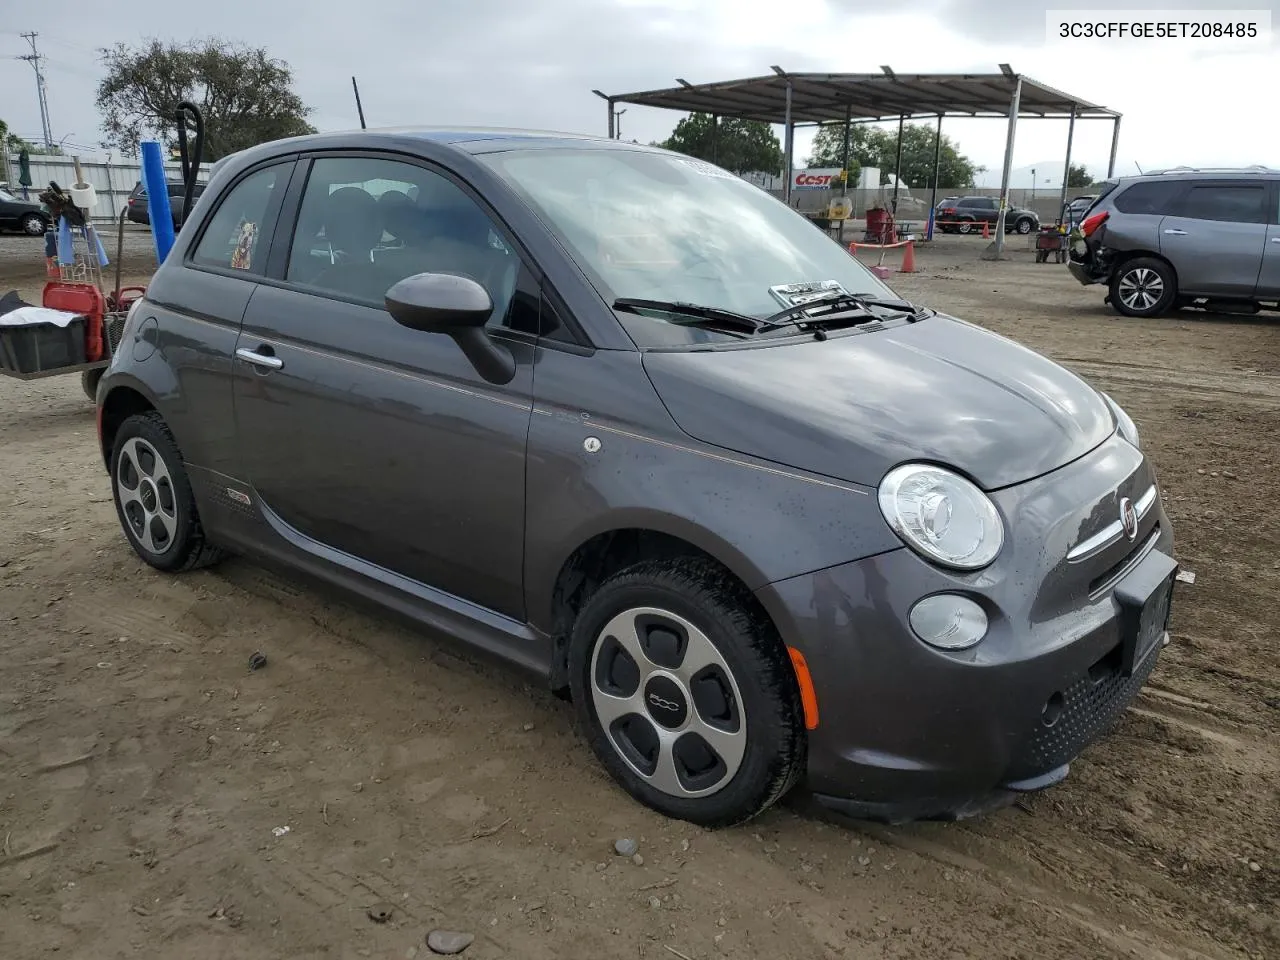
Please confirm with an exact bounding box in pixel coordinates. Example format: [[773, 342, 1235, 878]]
[[1012, 641, 1160, 779]]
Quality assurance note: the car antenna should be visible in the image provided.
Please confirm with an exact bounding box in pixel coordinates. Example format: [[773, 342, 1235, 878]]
[[352, 76, 367, 130], [1134, 162, 1144, 175]]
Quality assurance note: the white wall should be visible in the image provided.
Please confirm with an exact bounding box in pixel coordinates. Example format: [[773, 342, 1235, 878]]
[[3, 154, 210, 222]]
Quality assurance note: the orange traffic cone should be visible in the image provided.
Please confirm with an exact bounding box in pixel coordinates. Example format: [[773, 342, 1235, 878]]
[[981, 220, 990, 239], [899, 241, 916, 274]]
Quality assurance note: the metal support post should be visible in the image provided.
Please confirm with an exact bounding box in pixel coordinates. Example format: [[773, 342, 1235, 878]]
[[992, 76, 1023, 259], [891, 114, 906, 213], [1058, 106, 1076, 224], [1107, 116, 1121, 178], [928, 113, 943, 241], [782, 80, 794, 204]]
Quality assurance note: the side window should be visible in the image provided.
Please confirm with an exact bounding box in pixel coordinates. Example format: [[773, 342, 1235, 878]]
[[191, 165, 283, 273], [1170, 183, 1267, 224], [1113, 181, 1182, 216], [284, 156, 527, 330]]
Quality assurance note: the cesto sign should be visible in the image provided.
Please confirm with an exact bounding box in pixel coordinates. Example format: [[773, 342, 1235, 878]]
[[792, 168, 841, 190]]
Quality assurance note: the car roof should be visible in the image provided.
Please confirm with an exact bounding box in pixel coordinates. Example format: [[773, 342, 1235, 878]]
[[1110, 168, 1280, 186], [219, 126, 665, 169]]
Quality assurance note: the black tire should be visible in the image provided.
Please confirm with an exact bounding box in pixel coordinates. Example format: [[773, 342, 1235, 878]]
[[110, 411, 226, 572], [568, 558, 806, 828], [956, 218, 974, 235], [81, 368, 103, 403], [1014, 217, 1034, 235], [21, 213, 45, 236], [1109, 256, 1177, 318]]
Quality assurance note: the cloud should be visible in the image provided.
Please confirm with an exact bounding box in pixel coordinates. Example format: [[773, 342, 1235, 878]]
[[1, 0, 1276, 180]]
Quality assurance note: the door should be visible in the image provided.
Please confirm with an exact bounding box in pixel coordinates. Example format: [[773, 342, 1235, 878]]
[[1158, 180, 1269, 297], [232, 154, 540, 619], [1254, 182, 1280, 298], [964, 197, 997, 223], [154, 159, 292, 477]]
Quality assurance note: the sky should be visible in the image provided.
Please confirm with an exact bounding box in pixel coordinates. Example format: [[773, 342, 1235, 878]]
[[2, 0, 1277, 188]]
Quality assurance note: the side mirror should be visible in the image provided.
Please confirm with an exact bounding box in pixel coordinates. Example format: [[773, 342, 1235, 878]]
[[385, 272, 515, 385]]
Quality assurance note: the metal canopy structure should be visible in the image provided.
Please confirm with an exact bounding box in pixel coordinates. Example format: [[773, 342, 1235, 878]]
[[595, 66, 1122, 258]]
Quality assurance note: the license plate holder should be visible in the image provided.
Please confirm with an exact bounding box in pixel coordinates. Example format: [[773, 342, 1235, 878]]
[[1114, 550, 1177, 677]]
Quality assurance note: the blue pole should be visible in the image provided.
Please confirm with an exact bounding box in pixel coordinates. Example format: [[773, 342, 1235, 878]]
[[140, 141, 175, 264]]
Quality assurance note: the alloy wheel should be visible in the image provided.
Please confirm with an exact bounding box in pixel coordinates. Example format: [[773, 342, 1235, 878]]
[[23, 215, 45, 236], [589, 606, 746, 799], [116, 437, 179, 556], [1117, 267, 1165, 313]]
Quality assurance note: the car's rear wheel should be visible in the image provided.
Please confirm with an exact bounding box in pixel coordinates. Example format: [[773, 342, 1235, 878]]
[[110, 411, 226, 572], [21, 213, 45, 236], [568, 558, 805, 828], [1110, 257, 1177, 317], [956, 218, 975, 234]]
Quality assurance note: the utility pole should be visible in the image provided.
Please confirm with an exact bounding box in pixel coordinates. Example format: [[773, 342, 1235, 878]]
[[18, 32, 54, 150]]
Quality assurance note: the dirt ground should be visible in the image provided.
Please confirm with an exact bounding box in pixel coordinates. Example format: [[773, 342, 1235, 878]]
[[1, 228, 1276, 960]]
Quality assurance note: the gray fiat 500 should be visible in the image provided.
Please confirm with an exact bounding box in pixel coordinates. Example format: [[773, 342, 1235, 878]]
[[95, 128, 1176, 826]]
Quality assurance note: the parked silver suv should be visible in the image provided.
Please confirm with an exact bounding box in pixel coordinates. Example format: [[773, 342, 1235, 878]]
[[1068, 166, 1280, 317]]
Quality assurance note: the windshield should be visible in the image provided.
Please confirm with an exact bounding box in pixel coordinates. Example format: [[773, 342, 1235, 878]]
[[478, 147, 898, 346]]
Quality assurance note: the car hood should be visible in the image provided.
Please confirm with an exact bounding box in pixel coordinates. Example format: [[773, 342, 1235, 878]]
[[641, 314, 1114, 490]]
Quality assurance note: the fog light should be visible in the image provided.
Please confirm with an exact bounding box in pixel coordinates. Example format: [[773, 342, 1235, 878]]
[[909, 594, 988, 650]]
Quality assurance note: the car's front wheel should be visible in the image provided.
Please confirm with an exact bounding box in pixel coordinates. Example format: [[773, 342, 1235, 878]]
[[110, 411, 226, 572], [1110, 257, 1177, 317], [21, 213, 45, 236], [568, 558, 805, 828], [1014, 217, 1035, 234]]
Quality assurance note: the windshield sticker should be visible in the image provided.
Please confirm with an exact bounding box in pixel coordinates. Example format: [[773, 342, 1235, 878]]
[[230, 221, 258, 270], [768, 280, 849, 308], [674, 158, 736, 180]]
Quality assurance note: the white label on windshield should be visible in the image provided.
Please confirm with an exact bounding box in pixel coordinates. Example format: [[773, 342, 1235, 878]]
[[768, 280, 849, 308], [674, 158, 736, 180]]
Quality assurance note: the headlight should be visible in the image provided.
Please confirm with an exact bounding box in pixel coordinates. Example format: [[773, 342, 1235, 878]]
[[1101, 392, 1139, 449], [878, 464, 1004, 570]]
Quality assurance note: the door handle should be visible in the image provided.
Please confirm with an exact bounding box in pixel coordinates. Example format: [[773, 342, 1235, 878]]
[[1163, 228, 1187, 236], [236, 346, 284, 370]]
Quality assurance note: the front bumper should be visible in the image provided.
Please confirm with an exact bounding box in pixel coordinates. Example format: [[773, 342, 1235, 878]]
[[755, 448, 1174, 823]]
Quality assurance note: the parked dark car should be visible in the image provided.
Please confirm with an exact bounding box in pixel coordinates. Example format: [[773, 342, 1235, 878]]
[[1063, 194, 1097, 227], [0, 186, 50, 236], [125, 180, 206, 229], [1068, 167, 1280, 317], [936, 195, 1039, 235], [95, 129, 1176, 827]]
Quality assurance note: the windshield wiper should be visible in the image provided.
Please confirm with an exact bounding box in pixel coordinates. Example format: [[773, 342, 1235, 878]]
[[612, 298, 765, 338], [763, 292, 931, 331]]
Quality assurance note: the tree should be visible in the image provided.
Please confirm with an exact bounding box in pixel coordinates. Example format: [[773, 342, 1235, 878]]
[[0, 118, 31, 155], [660, 113, 783, 175], [808, 120, 977, 189], [96, 38, 316, 160], [1066, 163, 1092, 188]]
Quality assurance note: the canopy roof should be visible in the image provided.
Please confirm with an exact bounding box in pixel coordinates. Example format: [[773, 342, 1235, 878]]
[[602, 69, 1118, 124]]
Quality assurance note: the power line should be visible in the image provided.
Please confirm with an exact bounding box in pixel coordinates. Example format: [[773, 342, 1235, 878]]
[[17, 31, 54, 149]]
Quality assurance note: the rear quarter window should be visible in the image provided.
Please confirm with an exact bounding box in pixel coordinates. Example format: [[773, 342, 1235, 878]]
[[1112, 180, 1183, 215]]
